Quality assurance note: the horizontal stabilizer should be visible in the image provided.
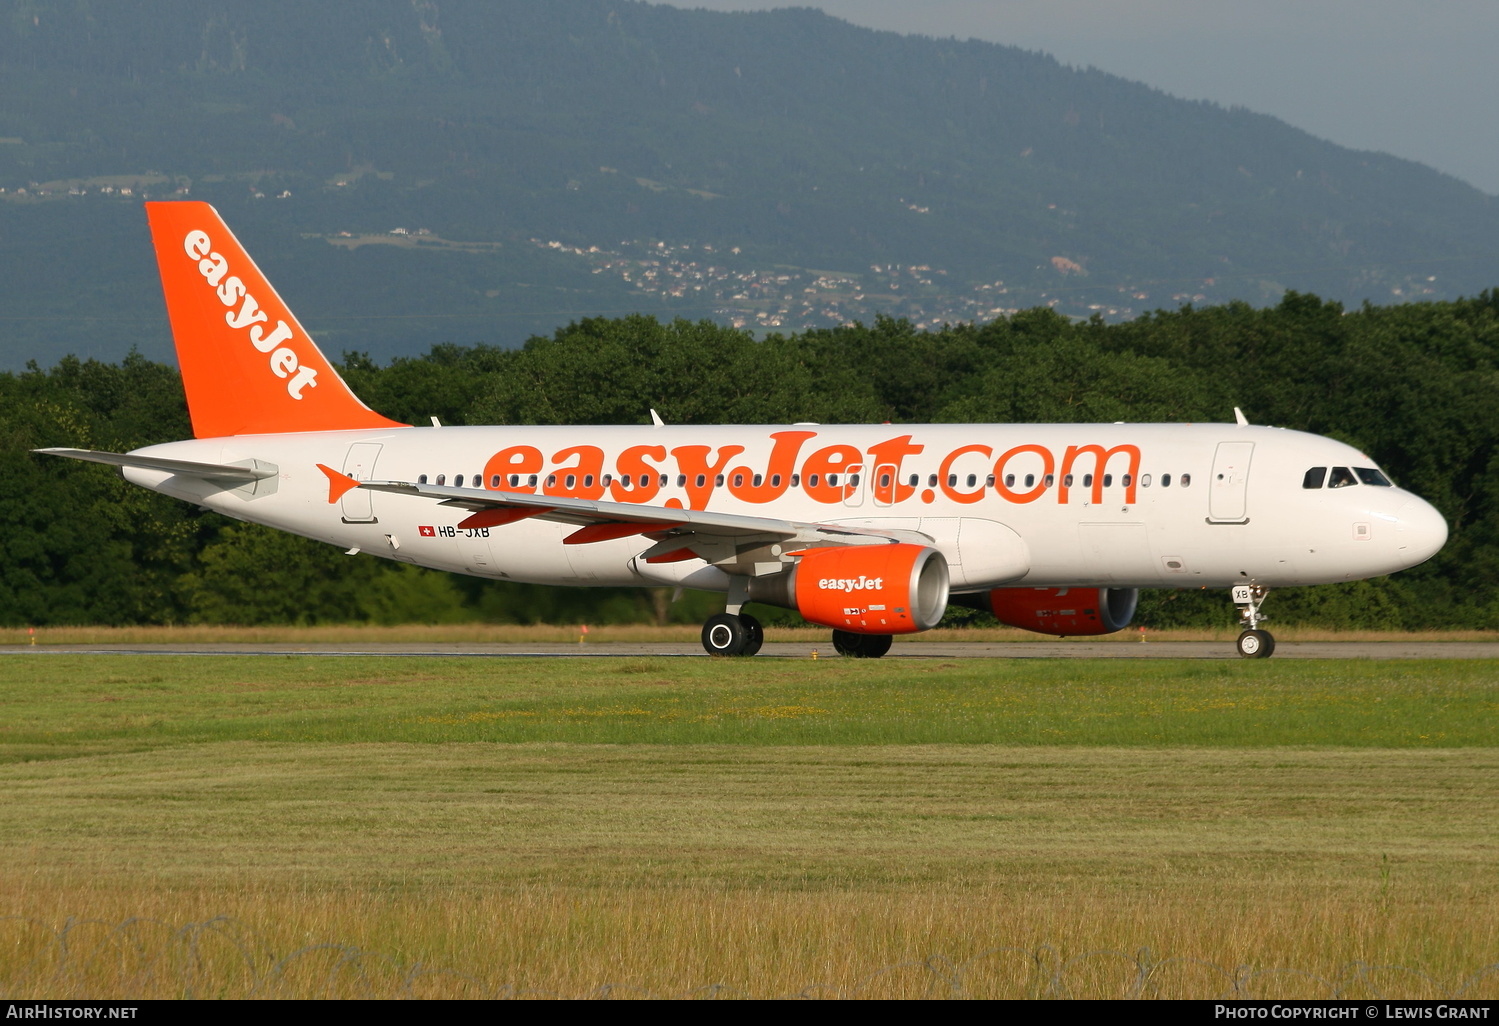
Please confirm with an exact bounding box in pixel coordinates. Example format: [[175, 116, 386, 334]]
[[34, 448, 276, 483]]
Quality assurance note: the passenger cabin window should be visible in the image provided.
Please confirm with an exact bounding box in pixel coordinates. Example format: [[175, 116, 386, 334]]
[[1161, 474, 1171, 488], [791, 474, 801, 487], [436, 474, 446, 485], [1356, 467, 1393, 486], [1103, 474, 1113, 487], [1303, 467, 1327, 489], [417, 474, 428, 484], [454, 475, 464, 487], [1328, 467, 1357, 488], [1180, 473, 1191, 487], [1141, 474, 1152, 487], [491, 475, 502, 488], [753, 474, 763, 487]]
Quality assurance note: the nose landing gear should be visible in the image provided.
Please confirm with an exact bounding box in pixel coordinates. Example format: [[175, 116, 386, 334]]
[[1232, 584, 1275, 658]]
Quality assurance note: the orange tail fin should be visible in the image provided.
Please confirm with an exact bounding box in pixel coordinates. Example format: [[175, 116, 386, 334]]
[[146, 201, 407, 438]]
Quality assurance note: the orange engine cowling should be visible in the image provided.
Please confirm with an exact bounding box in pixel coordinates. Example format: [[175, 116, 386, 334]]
[[746, 544, 950, 634], [983, 586, 1139, 636]]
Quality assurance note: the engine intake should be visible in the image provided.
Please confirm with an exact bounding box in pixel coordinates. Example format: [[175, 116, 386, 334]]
[[747, 543, 950, 634]]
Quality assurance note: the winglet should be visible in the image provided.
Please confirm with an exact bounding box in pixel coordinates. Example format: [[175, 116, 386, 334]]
[[317, 463, 363, 504]]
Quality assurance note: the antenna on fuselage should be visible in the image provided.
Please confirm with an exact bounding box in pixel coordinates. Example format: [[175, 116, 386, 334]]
[[1233, 407, 1250, 427], [650, 409, 665, 428]]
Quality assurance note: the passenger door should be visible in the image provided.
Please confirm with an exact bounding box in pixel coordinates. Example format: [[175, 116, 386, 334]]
[[1207, 441, 1254, 523]]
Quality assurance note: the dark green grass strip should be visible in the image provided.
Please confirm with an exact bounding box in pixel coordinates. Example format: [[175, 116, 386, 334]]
[[1, 656, 1495, 758]]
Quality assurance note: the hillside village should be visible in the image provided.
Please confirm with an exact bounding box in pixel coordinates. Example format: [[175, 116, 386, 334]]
[[527, 233, 1178, 332]]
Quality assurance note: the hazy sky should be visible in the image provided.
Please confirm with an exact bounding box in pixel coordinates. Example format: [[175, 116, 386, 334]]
[[663, 1, 1498, 196]]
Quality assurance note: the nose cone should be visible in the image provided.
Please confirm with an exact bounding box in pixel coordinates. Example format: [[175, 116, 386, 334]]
[[1395, 497, 1448, 567]]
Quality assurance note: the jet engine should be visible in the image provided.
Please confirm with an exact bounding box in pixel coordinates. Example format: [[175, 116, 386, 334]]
[[747, 543, 950, 634], [955, 586, 1139, 636]]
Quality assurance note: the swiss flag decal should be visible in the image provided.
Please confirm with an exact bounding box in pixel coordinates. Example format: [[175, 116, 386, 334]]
[[418, 525, 436, 537]]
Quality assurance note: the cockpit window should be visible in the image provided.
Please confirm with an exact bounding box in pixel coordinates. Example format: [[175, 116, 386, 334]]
[[1328, 466, 1358, 488], [1303, 467, 1327, 489], [1355, 467, 1392, 487]]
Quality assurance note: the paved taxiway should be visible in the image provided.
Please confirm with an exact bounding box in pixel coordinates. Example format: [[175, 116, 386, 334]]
[[6, 641, 1499, 659]]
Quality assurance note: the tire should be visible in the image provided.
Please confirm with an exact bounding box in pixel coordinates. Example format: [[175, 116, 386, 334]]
[[1236, 629, 1275, 659], [740, 614, 764, 657], [831, 629, 892, 659], [702, 613, 748, 657], [831, 629, 860, 657]]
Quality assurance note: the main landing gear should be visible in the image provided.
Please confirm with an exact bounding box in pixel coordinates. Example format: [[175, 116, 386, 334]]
[[1232, 584, 1275, 658], [832, 630, 892, 659], [701, 612, 764, 657], [698, 613, 896, 659]]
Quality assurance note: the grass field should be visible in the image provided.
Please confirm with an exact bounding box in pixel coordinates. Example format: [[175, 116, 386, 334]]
[[1, 655, 1496, 998]]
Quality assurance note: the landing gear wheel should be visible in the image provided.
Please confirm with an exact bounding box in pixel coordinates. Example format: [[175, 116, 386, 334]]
[[702, 613, 749, 657], [831, 630, 893, 659], [740, 614, 764, 657], [1237, 629, 1276, 659]]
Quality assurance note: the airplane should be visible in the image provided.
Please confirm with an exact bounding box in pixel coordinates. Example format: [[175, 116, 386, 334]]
[[36, 202, 1449, 658]]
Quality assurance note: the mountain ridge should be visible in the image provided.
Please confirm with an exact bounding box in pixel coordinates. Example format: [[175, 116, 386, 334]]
[[0, 0, 1493, 368]]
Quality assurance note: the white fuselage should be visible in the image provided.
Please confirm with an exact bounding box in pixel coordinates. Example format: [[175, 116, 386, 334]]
[[125, 422, 1448, 594]]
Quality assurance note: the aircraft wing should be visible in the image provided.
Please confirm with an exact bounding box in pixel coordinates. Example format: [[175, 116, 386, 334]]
[[35, 448, 277, 483], [325, 466, 927, 561]]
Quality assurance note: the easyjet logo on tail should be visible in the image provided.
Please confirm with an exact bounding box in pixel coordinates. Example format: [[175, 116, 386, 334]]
[[147, 201, 406, 437], [183, 230, 318, 400]]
